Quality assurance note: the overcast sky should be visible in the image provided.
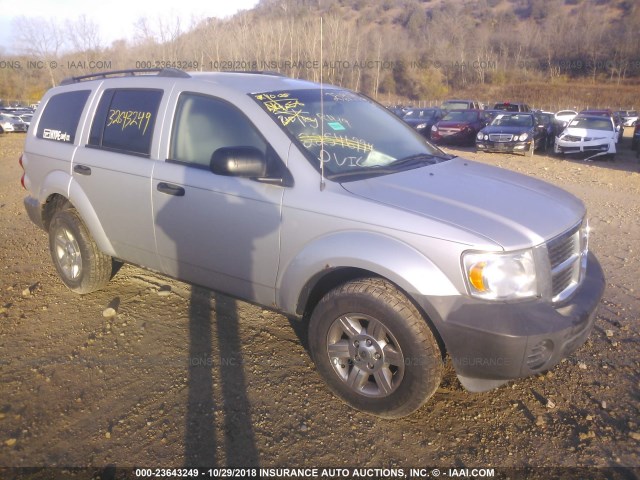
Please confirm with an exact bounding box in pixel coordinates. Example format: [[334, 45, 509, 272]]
[[0, 0, 261, 53]]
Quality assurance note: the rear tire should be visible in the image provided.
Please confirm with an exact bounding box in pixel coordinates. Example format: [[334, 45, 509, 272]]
[[49, 207, 114, 294], [309, 278, 443, 418]]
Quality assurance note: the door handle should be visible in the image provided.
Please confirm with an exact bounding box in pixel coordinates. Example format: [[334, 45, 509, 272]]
[[73, 164, 91, 175], [157, 182, 185, 197]]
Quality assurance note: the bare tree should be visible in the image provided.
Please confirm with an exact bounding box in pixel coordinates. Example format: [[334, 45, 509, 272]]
[[12, 16, 65, 87], [66, 15, 103, 53]]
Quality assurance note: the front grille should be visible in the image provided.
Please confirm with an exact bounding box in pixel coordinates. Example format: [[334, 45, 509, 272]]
[[546, 222, 587, 303], [489, 133, 513, 142], [440, 128, 459, 135]]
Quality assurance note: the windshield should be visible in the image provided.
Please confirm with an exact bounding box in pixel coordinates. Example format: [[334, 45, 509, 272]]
[[568, 117, 613, 131], [490, 113, 534, 127], [442, 110, 479, 122], [252, 89, 448, 178]]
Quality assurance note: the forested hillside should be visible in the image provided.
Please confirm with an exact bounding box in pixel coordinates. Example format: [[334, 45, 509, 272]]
[[1, 0, 639, 108]]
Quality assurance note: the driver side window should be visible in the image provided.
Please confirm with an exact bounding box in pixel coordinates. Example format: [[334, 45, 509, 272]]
[[169, 93, 266, 168]]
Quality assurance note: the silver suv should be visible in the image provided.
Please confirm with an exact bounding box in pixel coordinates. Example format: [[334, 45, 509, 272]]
[[20, 68, 605, 418]]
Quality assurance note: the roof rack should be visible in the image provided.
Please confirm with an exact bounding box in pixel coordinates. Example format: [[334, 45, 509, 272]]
[[60, 68, 191, 85]]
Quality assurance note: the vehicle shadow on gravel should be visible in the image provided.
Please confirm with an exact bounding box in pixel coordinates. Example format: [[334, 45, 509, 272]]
[[155, 191, 265, 467], [183, 286, 260, 468]]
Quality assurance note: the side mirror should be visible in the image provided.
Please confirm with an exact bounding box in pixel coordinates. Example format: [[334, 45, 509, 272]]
[[210, 146, 267, 178]]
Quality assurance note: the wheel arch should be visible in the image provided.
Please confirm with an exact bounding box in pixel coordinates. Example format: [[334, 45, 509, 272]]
[[297, 266, 449, 360], [40, 183, 116, 257], [277, 231, 460, 353]]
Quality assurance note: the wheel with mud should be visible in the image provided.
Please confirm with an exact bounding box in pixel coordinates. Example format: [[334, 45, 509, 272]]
[[526, 140, 535, 157], [49, 207, 114, 294], [309, 278, 443, 418]]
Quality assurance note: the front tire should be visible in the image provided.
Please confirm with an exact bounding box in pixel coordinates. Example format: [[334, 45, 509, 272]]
[[309, 278, 443, 418], [49, 207, 115, 294], [526, 140, 535, 157]]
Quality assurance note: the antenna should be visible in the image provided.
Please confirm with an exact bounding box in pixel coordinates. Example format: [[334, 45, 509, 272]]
[[319, 16, 326, 192]]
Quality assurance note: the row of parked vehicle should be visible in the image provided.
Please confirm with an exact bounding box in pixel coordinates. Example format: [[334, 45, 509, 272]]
[[393, 100, 637, 161], [0, 106, 35, 134]]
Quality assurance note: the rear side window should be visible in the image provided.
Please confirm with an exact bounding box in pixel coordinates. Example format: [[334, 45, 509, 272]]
[[89, 88, 162, 156], [36, 90, 90, 143]]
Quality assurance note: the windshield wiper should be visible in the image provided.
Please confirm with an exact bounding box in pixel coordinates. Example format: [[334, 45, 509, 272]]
[[327, 152, 450, 181], [389, 152, 451, 168]]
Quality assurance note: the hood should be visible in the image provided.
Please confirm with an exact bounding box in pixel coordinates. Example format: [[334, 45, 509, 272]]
[[436, 121, 471, 129], [481, 125, 531, 135], [340, 158, 585, 250], [563, 127, 614, 139]]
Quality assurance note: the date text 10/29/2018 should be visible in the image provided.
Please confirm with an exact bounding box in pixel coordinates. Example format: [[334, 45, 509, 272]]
[[133, 467, 496, 478]]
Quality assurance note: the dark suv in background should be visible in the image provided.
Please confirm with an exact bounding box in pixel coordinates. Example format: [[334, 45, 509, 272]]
[[441, 99, 482, 111], [493, 102, 531, 112]]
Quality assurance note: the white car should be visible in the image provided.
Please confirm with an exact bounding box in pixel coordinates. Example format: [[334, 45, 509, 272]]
[[554, 115, 617, 161], [554, 109, 577, 125], [0, 114, 28, 133], [619, 110, 638, 127]]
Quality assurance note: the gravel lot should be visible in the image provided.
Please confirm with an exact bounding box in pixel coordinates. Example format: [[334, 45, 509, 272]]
[[0, 131, 639, 476]]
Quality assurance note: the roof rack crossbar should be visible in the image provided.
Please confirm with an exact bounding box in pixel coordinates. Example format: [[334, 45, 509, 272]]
[[60, 68, 190, 85]]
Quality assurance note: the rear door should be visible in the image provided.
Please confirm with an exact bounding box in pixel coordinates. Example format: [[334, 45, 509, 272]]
[[72, 87, 165, 269]]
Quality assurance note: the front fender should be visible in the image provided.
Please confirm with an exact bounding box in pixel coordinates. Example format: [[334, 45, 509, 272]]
[[276, 231, 460, 315]]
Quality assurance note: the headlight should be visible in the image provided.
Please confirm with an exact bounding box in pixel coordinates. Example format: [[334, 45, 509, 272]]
[[416, 123, 427, 130], [484, 134, 489, 140], [518, 133, 529, 141], [431, 125, 438, 132], [476, 132, 483, 140], [463, 250, 537, 300]]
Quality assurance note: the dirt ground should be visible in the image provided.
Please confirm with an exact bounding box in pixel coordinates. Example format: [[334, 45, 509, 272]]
[[0, 130, 639, 476]]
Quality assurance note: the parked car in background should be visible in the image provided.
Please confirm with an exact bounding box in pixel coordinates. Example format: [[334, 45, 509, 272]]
[[579, 109, 623, 142], [401, 108, 444, 138], [476, 112, 547, 155], [441, 99, 482, 111], [19, 114, 33, 128], [553, 110, 577, 131], [631, 122, 640, 151], [555, 114, 617, 161], [493, 102, 530, 112], [0, 114, 28, 133], [481, 109, 504, 124], [430, 109, 488, 146], [537, 112, 557, 149], [388, 105, 411, 117], [616, 110, 638, 127]]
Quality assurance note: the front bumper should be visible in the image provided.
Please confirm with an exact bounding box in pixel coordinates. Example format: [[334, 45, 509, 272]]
[[432, 130, 476, 145], [476, 140, 531, 154], [419, 252, 605, 392], [555, 138, 614, 156]]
